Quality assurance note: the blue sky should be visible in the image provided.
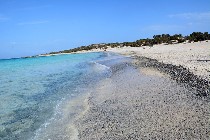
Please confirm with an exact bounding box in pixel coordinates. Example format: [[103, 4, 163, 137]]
[[0, 0, 210, 59]]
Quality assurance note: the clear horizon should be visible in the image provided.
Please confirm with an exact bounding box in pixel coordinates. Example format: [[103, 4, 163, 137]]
[[0, 0, 210, 59]]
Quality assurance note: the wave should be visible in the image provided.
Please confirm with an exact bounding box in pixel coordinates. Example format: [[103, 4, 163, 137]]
[[90, 61, 110, 72]]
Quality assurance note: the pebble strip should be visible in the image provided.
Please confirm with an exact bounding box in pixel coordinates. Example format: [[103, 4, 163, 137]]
[[134, 56, 210, 97]]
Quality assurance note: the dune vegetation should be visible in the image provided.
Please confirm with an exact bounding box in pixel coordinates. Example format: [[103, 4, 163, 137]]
[[43, 32, 210, 55]]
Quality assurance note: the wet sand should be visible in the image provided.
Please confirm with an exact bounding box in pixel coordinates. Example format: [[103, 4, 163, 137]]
[[74, 60, 210, 139]]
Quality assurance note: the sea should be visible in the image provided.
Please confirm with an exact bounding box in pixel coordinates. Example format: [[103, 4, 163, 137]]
[[0, 52, 128, 140]]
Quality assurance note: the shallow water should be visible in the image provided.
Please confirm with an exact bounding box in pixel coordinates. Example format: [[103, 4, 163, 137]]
[[0, 52, 128, 140]]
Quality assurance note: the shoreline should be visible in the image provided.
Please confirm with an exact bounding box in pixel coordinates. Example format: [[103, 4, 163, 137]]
[[27, 44, 210, 139], [24, 41, 210, 91], [33, 41, 210, 96], [34, 40, 209, 84]]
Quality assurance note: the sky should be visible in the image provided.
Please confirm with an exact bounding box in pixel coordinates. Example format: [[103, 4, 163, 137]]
[[0, 0, 210, 59]]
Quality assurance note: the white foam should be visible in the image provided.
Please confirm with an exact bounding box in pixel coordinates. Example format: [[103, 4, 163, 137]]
[[90, 61, 110, 72]]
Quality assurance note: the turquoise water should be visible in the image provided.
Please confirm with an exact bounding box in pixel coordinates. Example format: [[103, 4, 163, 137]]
[[0, 52, 119, 140]]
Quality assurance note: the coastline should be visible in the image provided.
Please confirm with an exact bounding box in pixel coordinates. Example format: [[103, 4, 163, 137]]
[[9, 41, 209, 139], [36, 41, 210, 83]]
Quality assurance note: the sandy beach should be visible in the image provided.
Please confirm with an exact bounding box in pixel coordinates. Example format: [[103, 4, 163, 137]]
[[108, 41, 210, 81], [71, 41, 210, 139], [2, 1, 210, 139]]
